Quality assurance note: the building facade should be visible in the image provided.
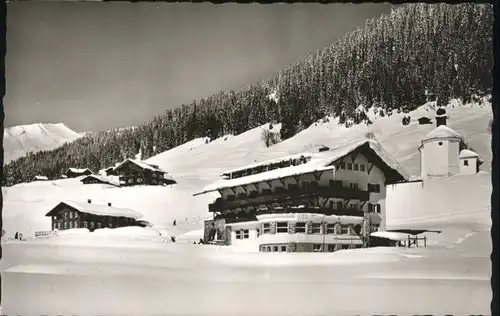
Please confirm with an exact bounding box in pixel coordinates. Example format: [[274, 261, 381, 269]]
[[46, 200, 142, 232], [418, 107, 482, 179], [196, 140, 409, 252], [113, 159, 176, 187]]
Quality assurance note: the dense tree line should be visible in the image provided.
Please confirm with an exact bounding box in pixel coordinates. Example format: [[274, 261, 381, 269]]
[[2, 3, 492, 186]]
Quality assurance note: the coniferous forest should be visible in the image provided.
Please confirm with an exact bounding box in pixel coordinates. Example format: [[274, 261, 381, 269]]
[[2, 3, 493, 186]]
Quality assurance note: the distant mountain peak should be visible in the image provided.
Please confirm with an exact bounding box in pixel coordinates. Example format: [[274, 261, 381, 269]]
[[3, 122, 83, 164]]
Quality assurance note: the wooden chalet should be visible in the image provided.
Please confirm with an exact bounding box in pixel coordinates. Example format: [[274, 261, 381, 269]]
[[195, 139, 410, 252], [46, 199, 143, 232], [65, 168, 93, 178], [113, 159, 176, 187], [417, 117, 432, 125], [80, 175, 118, 186]]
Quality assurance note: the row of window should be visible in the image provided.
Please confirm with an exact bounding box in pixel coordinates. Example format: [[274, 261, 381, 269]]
[[262, 222, 353, 235], [226, 179, 379, 201], [260, 243, 363, 253], [54, 221, 119, 230], [339, 162, 367, 172], [124, 178, 163, 185]]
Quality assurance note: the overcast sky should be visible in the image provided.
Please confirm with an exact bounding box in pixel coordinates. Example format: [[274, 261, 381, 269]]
[[6, 2, 391, 132]]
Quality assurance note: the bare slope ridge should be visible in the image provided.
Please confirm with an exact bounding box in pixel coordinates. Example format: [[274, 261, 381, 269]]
[[1, 101, 492, 239], [3, 123, 83, 163]]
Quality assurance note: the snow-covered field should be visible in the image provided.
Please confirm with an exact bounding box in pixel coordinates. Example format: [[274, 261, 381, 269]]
[[1, 101, 493, 315]]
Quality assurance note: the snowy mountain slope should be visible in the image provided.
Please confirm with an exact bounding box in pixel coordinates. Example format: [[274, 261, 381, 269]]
[[1, 100, 492, 240], [3, 123, 83, 163]]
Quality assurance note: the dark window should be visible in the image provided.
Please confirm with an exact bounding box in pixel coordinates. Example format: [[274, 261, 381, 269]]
[[337, 201, 343, 209], [353, 163, 359, 171], [347, 163, 353, 170], [295, 222, 306, 233], [311, 223, 322, 234], [360, 164, 365, 172], [267, 246, 272, 252], [313, 244, 322, 252], [262, 247, 267, 252], [368, 203, 373, 213], [281, 245, 287, 252], [327, 244, 336, 252], [273, 246, 279, 252], [329, 201, 335, 209], [276, 222, 288, 233], [464, 160, 469, 166], [235, 230, 242, 239], [375, 204, 381, 214], [340, 162, 346, 169], [368, 184, 381, 193], [243, 229, 249, 239], [342, 244, 350, 250], [349, 183, 358, 189]]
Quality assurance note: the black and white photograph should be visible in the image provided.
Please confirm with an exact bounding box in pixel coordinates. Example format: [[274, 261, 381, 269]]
[[0, 1, 496, 315]]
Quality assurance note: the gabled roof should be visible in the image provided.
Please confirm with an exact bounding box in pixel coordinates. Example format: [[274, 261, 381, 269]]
[[66, 168, 93, 174], [424, 125, 463, 141], [113, 158, 165, 173], [459, 149, 479, 159], [194, 139, 410, 196], [45, 200, 143, 219]]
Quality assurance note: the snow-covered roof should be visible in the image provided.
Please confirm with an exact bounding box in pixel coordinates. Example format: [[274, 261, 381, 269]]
[[459, 149, 479, 159], [80, 175, 119, 186], [424, 125, 463, 141], [33, 175, 48, 180], [370, 231, 413, 241], [195, 139, 410, 195], [66, 168, 92, 174], [46, 200, 143, 219], [221, 152, 315, 176], [113, 158, 166, 173]]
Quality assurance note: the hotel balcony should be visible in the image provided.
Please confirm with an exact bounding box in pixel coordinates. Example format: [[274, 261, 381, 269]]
[[209, 185, 369, 214], [215, 207, 364, 224]]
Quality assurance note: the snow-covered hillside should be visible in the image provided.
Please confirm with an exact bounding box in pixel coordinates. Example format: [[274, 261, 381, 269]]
[[3, 123, 83, 163], [1, 100, 492, 315], [1, 101, 492, 237]]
